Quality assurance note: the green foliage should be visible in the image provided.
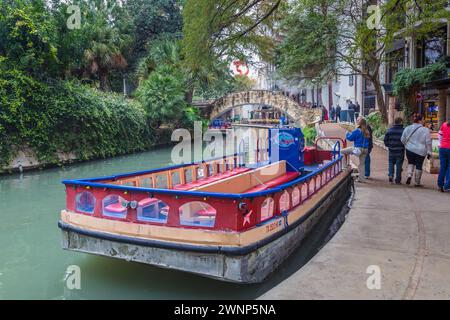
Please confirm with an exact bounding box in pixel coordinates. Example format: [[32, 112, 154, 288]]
[[193, 58, 253, 100], [366, 112, 387, 139], [0, 1, 58, 76], [125, 0, 183, 61], [302, 127, 317, 146], [136, 38, 182, 84], [0, 0, 209, 171], [276, 7, 338, 84], [393, 62, 447, 97], [0, 66, 157, 169], [275, 0, 450, 123], [137, 64, 200, 128], [182, 0, 285, 74], [393, 62, 447, 118]]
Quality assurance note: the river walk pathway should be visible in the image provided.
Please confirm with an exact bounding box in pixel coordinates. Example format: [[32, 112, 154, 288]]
[[260, 123, 450, 299]]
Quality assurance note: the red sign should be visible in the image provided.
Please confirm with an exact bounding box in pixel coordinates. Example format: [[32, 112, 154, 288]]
[[233, 60, 250, 76]]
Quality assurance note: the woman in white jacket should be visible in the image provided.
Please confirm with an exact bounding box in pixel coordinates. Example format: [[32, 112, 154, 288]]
[[401, 115, 432, 186]]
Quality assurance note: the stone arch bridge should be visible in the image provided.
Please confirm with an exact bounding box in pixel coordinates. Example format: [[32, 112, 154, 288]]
[[194, 90, 321, 128]]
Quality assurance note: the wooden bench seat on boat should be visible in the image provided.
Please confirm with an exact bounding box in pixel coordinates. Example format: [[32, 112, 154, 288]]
[[244, 172, 300, 194], [173, 167, 251, 191]]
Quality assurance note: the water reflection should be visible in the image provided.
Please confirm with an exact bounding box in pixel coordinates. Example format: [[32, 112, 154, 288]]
[[0, 146, 347, 300]]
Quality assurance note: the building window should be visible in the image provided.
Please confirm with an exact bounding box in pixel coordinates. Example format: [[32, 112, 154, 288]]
[[424, 37, 446, 66], [416, 28, 447, 68], [349, 75, 354, 87], [387, 49, 405, 83], [179, 202, 216, 228]]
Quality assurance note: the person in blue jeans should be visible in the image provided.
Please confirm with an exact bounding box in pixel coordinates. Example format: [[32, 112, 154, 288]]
[[341, 117, 371, 182], [384, 117, 405, 184], [364, 124, 373, 178], [438, 117, 450, 192]]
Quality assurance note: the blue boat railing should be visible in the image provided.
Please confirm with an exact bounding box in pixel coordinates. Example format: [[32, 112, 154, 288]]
[[63, 155, 343, 200]]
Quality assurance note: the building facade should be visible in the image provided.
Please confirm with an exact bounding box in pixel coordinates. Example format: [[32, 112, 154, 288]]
[[382, 19, 450, 129]]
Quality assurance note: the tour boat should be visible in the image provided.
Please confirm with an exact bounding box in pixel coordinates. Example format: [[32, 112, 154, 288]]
[[59, 127, 352, 283]]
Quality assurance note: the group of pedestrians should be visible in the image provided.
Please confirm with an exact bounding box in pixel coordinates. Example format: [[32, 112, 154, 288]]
[[340, 114, 450, 192], [347, 101, 361, 123], [329, 105, 342, 123], [328, 102, 360, 123]]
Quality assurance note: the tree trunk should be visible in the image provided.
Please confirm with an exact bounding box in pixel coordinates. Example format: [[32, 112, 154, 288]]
[[99, 69, 110, 92], [373, 79, 388, 124], [123, 74, 127, 96], [185, 88, 194, 104]]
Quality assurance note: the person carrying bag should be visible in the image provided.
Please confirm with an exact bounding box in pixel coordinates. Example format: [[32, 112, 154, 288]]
[[341, 118, 371, 182], [401, 114, 432, 187]]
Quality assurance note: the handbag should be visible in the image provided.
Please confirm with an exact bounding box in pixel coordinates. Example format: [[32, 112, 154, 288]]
[[352, 132, 366, 157], [352, 147, 362, 157]]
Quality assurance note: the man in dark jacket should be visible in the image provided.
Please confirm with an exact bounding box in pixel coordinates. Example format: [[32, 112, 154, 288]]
[[355, 102, 361, 120], [364, 123, 374, 179], [336, 105, 342, 122], [348, 101, 355, 123], [384, 117, 405, 184], [330, 105, 336, 122]]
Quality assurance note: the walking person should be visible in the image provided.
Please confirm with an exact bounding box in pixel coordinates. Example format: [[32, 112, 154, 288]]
[[321, 105, 328, 122], [401, 115, 432, 187], [341, 117, 371, 182], [438, 116, 450, 192], [354, 102, 361, 123], [330, 105, 336, 122], [336, 105, 342, 123], [364, 120, 373, 179], [348, 101, 356, 123], [384, 117, 405, 184]]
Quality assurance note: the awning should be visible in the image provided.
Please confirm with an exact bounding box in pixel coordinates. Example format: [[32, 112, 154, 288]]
[[386, 39, 405, 54]]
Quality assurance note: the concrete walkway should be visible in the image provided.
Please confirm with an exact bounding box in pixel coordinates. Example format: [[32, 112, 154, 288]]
[[260, 123, 450, 300]]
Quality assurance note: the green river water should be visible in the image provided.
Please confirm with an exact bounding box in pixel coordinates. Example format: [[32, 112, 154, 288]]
[[0, 146, 345, 300]]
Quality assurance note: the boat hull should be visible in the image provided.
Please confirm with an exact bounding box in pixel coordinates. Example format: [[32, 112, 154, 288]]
[[60, 171, 353, 283]]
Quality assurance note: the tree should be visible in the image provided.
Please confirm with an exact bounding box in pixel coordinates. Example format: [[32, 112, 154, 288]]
[[276, 4, 338, 84], [182, 0, 286, 76], [80, 1, 131, 91], [83, 22, 128, 91], [276, 0, 450, 123], [135, 38, 182, 84], [124, 0, 183, 63], [0, 0, 58, 76], [137, 64, 195, 128]]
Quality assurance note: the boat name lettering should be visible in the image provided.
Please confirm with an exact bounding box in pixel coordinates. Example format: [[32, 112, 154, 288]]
[[265, 220, 282, 233]]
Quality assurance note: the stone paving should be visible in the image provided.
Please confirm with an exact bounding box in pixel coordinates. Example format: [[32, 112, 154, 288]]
[[260, 123, 450, 300]]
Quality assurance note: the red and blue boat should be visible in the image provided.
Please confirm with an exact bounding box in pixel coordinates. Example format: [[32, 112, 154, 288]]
[[59, 127, 352, 283]]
